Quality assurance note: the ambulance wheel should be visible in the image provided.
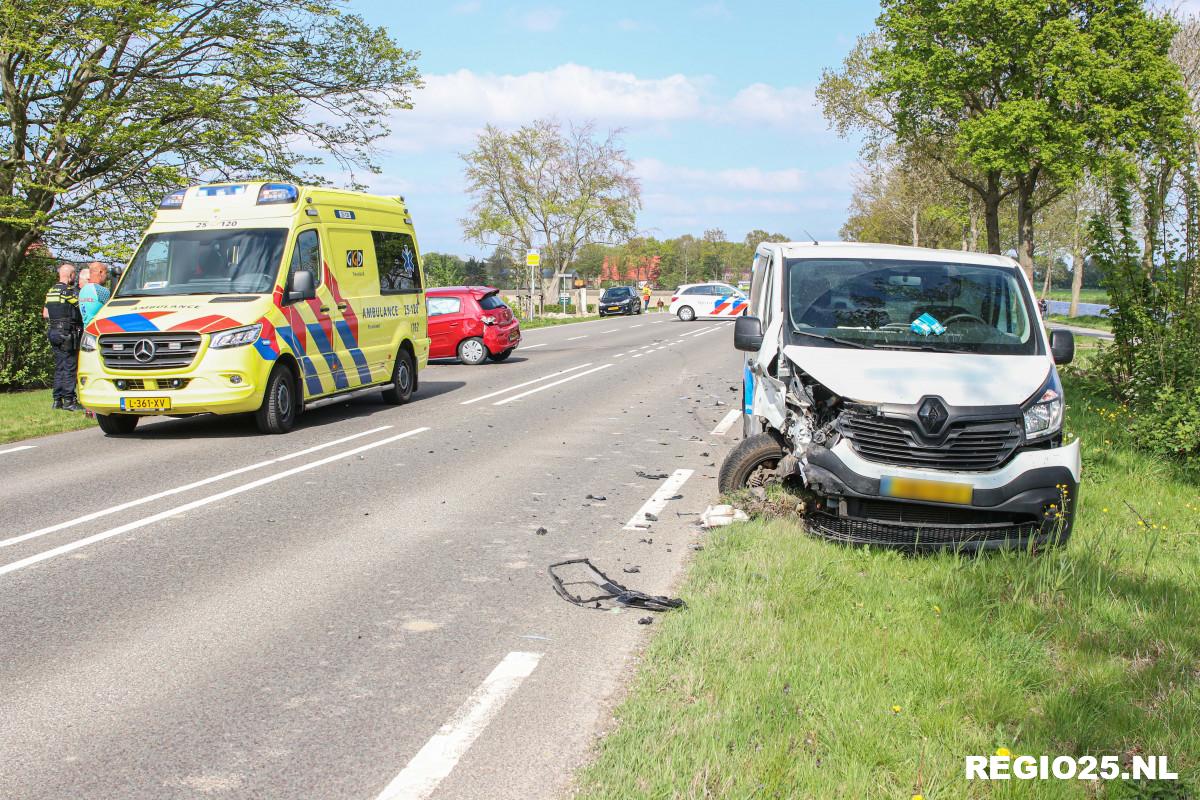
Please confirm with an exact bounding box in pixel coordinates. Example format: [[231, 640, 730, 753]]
[[458, 337, 488, 365], [491, 348, 514, 362], [96, 413, 139, 435], [677, 305, 695, 322], [382, 348, 415, 404], [255, 364, 299, 434], [718, 432, 785, 494]]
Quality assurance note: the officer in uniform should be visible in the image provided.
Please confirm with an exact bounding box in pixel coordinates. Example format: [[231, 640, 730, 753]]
[[43, 263, 84, 411]]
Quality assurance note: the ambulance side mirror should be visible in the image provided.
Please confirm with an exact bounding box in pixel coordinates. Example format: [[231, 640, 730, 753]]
[[1050, 328, 1074, 365], [287, 270, 316, 303], [734, 315, 764, 352]]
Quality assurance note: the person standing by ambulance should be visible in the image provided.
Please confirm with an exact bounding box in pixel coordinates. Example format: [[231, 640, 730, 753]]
[[79, 261, 110, 326], [641, 283, 652, 312], [43, 263, 83, 411]]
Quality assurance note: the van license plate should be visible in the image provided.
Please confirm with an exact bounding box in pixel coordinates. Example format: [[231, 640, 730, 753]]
[[881, 476, 973, 505], [120, 396, 171, 412]]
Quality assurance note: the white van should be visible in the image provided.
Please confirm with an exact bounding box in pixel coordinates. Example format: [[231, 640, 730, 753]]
[[722, 242, 1080, 551]]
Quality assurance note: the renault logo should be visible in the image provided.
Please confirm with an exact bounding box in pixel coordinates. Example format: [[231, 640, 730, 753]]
[[132, 339, 157, 363], [917, 396, 948, 435]]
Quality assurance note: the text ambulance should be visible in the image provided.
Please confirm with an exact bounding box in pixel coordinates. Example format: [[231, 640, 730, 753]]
[[79, 182, 429, 434]]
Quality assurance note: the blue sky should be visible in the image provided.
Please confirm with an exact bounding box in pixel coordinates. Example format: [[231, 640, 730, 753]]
[[341, 0, 882, 255]]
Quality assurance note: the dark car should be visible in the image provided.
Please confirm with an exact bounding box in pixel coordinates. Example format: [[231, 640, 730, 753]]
[[426, 286, 521, 365], [598, 286, 641, 316]]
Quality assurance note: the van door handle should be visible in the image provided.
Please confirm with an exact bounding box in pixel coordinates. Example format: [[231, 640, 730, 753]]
[[336, 302, 349, 310]]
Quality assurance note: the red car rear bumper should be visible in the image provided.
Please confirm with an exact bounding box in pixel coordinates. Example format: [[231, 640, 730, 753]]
[[483, 321, 521, 354]]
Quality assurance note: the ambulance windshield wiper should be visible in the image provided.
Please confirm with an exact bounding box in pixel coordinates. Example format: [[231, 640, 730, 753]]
[[792, 329, 866, 348], [874, 343, 959, 354]]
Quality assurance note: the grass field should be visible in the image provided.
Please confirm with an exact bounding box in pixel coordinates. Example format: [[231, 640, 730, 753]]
[[1049, 314, 1113, 332], [575, 353, 1200, 799], [0, 389, 94, 444], [1046, 288, 1110, 305]]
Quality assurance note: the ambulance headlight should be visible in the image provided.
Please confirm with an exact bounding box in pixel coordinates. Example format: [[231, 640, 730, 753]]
[[1023, 370, 1064, 439], [210, 324, 263, 349], [257, 183, 299, 205], [159, 188, 187, 209], [80, 333, 97, 352]]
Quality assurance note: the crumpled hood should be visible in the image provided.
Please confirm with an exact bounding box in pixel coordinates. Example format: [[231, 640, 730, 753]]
[[782, 345, 1052, 407], [87, 296, 272, 335]]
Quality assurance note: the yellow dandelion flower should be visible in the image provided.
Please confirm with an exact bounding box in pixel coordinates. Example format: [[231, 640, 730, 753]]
[[996, 747, 1012, 757], [913, 795, 925, 800], [933, 605, 941, 614], [1103, 507, 1109, 513], [892, 705, 902, 714]]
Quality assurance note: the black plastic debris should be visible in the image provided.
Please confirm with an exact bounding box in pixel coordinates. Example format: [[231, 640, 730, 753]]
[[644, 513, 659, 522], [638, 616, 654, 625], [623, 565, 641, 573], [587, 494, 607, 501], [636, 470, 669, 480], [535, 527, 548, 536], [548, 559, 685, 612]]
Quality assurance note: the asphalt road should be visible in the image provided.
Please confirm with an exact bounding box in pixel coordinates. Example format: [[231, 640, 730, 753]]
[[0, 313, 744, 800]]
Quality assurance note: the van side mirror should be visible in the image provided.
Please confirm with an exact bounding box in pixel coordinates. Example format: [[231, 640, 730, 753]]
[[287, 270, 316, 303], [1050, 328, 1074, 365], [734, 315, 764, 352]]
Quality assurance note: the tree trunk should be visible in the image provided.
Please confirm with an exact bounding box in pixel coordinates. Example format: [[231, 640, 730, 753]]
[[1069, 249, 1084, 318], [983, 175, 1002, 255], [968, 206, 979, 252], [1016, 171, 1037, 285], [911, 206, 919, 247]]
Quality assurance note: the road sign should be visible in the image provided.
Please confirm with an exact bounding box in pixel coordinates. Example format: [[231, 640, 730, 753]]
[[526, 251, 540, 267]]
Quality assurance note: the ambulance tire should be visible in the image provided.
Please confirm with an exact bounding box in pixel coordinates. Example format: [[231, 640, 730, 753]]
[[717, 432, 785, 494], [255, 364, 299, 434], [96, 413, 139, 435], [382, 348, 415, 404], [491, 348, 514, 362], [458, 337, 488, 365], [677, 305, 695, 322]]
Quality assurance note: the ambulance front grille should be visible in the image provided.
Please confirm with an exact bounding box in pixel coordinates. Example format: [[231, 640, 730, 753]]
[[99, 333, 202, 370]]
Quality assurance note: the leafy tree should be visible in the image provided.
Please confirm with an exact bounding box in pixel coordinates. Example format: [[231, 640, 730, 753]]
[[0, 0, 421, 288], [573, 242, 607, 281], [819, 0, 1187, 280], [423, 253, 465, 287], [460, 119, 641, 301], [743, 229, 789, 247]]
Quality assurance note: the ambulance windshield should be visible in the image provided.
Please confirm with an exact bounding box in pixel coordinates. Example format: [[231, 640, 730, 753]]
[[117, 229, 287, 297]]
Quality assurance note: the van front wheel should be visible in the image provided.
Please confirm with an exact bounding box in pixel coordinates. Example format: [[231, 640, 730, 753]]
[[96, 413, 139, 435], [718, 433, 785, 494], [255, 364, 299, 434], [381, 348, 415, 404]]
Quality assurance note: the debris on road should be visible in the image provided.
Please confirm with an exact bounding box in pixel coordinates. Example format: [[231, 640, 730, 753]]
[[586, 493, 607, 501], [638, 616, 654, 625], [635, 470, 669, 480], [548, 559, 685, 613], [535, 527, 548, 535], [644, 512, 659, 522], [623, 565, 641, 574], [700, 504, 750, 528]]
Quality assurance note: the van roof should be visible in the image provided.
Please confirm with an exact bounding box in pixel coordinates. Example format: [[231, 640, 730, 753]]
[[763, 241, 1019, 268], [153, 181, 409, 227]]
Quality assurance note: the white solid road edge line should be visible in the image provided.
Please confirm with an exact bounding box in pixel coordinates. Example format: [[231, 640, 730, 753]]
[[493, 364, 613, 406], [711, 409, 741, 436], [0, 445, 36, 455], [459, 363, 591, 406], [566, 335, 587, 341], [520, 343, 547, 350], [0, 427, 428, 578], [0, 425, 394, 550], [375, 651, 544, 800], [623, 469, 695, 530]]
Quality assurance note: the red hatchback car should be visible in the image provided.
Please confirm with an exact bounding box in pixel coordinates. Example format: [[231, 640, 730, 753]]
[[426, 286, 522, 365]]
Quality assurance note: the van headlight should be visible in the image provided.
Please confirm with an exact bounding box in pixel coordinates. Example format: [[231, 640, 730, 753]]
[[1023, 369, 1064, 439], [80, 333, 97, 352], [210, 323, 262, 349]]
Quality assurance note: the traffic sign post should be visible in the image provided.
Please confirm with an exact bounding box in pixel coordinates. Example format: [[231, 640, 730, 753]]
[[526, 251, 539, 319]]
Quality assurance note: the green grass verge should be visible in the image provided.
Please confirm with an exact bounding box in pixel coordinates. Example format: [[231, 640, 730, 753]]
[[0, 389, 94, 444], [574, 370, 1200, 800], [1049, 314, 1113, 332], [517, 314, 604, 330], [1045, 288, 1110, 305]]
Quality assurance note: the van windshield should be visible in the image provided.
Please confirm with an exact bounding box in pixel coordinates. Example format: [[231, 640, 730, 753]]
[[116, 229, 287, 297], [786, 258, 1039, 355]]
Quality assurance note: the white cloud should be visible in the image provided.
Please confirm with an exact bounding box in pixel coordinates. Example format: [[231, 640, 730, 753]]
[[520, 7, 564, 32], [635, 158, 808, 193], [727, 83, 824, 128]]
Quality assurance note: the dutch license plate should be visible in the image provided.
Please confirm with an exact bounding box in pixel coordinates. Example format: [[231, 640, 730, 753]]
[[881, 476, 973, 505], [120, 396, 171, 412], [608, 306, 620, 311]]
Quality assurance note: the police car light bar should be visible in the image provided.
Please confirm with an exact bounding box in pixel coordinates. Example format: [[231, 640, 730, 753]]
[[257, 183, 299, 205], [159, 189, 187, 209]]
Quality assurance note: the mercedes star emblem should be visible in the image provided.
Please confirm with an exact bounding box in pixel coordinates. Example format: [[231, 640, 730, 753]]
[[132, 338, 157, 363]]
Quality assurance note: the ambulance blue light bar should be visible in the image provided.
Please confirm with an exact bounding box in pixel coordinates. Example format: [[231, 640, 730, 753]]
[[159, 188, 188, 209], [257, 183, 299, 205], [199, 184, 246, 197]]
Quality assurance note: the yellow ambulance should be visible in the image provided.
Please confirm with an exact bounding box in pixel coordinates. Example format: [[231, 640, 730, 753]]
[[78, 182, 429, 434]]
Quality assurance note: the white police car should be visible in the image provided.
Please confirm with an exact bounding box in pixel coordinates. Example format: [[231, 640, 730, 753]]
[[668, 282, 748, 321]]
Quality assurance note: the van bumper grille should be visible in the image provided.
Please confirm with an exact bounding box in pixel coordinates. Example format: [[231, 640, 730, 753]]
[[99, 333, 202, 370], [841, 412, 1022, 471]]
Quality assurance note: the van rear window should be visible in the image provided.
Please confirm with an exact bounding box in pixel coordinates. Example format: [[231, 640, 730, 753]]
[[373, 231, 422, 294]]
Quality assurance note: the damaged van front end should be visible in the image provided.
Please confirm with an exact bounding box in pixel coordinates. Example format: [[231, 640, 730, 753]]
[[723, 242, 1080, 552]]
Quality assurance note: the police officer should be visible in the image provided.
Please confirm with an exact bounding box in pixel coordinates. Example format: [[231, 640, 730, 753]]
[[43, 263, 83, 411]]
